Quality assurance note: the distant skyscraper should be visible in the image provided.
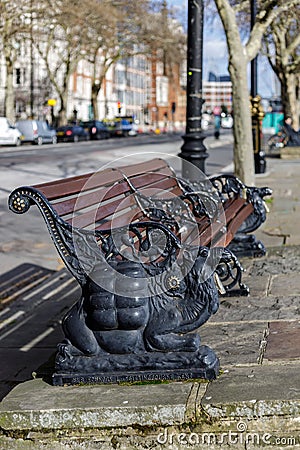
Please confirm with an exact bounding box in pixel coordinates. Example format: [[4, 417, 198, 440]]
[[208, 72, 231, 83]]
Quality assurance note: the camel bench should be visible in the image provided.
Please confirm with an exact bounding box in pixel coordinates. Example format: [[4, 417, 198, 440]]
[[8, 157, 271, 384]]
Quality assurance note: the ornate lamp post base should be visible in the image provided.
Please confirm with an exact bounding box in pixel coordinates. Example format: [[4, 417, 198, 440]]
[[179, 133, 209, 179]]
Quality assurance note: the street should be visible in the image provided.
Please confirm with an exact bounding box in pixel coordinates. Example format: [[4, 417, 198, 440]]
[[0, 131, 233, 188]]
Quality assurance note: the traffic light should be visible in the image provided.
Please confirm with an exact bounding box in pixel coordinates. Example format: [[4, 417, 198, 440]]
[[117, 101, 121, 114], [171, 102, 176, 113]]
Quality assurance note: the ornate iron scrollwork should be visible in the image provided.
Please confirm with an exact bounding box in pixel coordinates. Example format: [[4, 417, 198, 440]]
[[216, 248, 249, 296], [9, 187, 85, 282], [210, 175, 272, 257], [118, 169, 221, 227], [210, 174, 246, 201]]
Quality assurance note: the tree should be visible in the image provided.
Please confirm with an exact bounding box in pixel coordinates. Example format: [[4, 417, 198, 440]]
[[142, 0, 186, 69], [80, 0, 185, 120], [213, 0, 300, 185], [34, 0, 88, 125], [0, 0, 31, 122], [140, 0, 186, 125], [263, 7, 300, 129], [82, 0, 152, 119]]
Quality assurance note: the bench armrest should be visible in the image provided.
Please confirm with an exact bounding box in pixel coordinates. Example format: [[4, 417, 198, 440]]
[[209, 174, 272, 234]]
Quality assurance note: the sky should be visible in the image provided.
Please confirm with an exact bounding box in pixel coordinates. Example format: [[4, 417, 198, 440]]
[[167, 0, 279, 98]]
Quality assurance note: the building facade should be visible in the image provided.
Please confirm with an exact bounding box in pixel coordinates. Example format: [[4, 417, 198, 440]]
[[0, 38, 232, 129], [203, 82, 232, 114]]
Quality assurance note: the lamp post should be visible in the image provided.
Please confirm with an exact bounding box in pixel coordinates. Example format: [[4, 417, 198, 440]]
[[178, 0, 208, 181], [250, 0, 266, 174]]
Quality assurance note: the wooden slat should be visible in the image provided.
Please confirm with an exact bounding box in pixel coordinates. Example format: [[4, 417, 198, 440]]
[[68, 182, 181, 230], [223, 197, 246, 222], [199, 220, 226, 246], [224, 203, 254, 245], [68, 195, 138, 229], [53, 173, 179, 217], [33, 158, 172, 200], [95, 208, 147, 231], [182, 198, 252, 248]]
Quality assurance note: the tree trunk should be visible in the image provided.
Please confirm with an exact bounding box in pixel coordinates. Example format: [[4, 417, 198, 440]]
[[91, 82, 100, 120], [228, 52, 255, 186], [214, 0, 255, 186], [58, 92, 68, 126], [5, 56, 15, 122], [281, 72, 299, 130], [90, 51, 117, 120]]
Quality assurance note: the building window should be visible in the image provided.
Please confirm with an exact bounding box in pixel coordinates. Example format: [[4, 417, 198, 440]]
[[15, 68, 21, 85], [14, 68, 26, 86]]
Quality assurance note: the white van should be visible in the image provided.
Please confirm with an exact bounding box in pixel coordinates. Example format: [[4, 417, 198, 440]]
[[16, 120, 56, 145], [0, 117, 23, 147]]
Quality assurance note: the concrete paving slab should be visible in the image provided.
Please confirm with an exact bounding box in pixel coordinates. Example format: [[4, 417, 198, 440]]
[[201, 364, 300, 418], [239, 273, 270, 297], [0, 267, 79, 400], [269, 273, 300, 296], [0, 200, 61, 274], [200, 322, 267, 366], [280, 146, 300, 158], [249, 247, 300, 275], [0, 378, 195, 430], [255, 159, 300, 247], [265, 321, 300, 361], [0, 366, 299, 449], [210, 295, 299, 322]]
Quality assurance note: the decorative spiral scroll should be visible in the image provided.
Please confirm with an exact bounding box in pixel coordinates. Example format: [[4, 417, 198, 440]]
[[8, 187, 83, 281], [9, 191, 31, 214], [177, 177, 221, 220], [216, 248, 249, 295], [210, 174, 246, 202]]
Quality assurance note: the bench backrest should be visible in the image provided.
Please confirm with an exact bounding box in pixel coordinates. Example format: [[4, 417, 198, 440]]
[[31, 157, 255, 250], [33, 158, 183, 228]]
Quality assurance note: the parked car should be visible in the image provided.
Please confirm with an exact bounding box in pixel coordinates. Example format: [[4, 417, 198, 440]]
[[0, 117, 23, 147], [80, 120, 110, 140], [16, 120, 57, 145], [56, 124, 89, 142], [104, 117, 137, 137]]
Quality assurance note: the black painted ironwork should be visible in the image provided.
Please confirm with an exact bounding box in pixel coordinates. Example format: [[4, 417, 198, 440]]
[[210, 174, 272, 258], [9, 186, 221, 384], [111, 173, 257, 296], [216, 248, 249, 297], [178, 0, 208, 180], [54, 246, 220, 385]]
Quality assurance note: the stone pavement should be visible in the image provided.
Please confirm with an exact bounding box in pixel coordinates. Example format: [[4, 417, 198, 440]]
[[0, 155, 300, 449]]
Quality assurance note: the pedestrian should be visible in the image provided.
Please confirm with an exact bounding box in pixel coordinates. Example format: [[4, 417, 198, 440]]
[[213, 105, 221, 139]]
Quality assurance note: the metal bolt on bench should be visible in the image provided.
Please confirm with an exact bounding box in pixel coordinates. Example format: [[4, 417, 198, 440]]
[[8, 158, 271, 385]]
